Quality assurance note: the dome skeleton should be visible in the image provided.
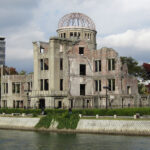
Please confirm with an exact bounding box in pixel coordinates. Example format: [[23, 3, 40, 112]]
[[58, 13, 96, 30]]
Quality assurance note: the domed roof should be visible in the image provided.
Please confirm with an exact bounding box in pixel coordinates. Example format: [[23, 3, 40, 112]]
[[58, 12, 96, 31]]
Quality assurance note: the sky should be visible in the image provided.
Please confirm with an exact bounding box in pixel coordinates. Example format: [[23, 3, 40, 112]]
[[1, 0, 150, 72]]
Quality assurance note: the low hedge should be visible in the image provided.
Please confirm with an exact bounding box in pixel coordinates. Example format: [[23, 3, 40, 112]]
[[44, 108, 150, 116], [1, 107, 150, 116]]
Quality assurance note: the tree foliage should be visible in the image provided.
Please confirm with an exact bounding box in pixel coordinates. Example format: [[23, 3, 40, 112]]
[[120, 56, 144, 78], [19, 70, 26, 75]]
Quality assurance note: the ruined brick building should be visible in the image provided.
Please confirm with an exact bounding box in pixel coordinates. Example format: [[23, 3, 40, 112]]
[[1, 13, 140, 109]]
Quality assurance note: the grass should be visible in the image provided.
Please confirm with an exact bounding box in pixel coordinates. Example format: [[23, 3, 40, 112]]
[[35, 112, 79, 129]]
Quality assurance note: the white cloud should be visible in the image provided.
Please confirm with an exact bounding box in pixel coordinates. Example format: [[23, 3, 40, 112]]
[[100, 28, 150, 51], [6, 23, 45, 60]]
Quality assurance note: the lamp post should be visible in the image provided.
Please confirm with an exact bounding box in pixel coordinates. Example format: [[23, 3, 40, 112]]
[[103, 86, 110, 109]]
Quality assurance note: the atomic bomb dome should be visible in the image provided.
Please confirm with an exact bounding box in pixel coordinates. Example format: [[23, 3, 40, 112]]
[[57, 12, 97, 49], [58, 12, 96, 31]]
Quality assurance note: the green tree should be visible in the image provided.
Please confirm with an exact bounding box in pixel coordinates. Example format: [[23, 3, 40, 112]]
[[19, 70, 26, 75], [120, 57, 144, 78]]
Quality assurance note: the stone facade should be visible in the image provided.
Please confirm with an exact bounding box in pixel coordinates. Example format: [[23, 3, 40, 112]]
[[0, 13, 140, 109], [1, 74, 33, 108]]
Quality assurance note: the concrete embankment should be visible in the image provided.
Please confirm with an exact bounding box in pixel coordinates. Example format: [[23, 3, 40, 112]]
[[1, 117, 150, 135], [0, 117, 40, 129]]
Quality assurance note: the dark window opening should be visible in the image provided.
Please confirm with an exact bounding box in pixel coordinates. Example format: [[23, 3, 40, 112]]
[[60, 58, 63, 70], [95, 80, 101, 91], [108, 79, 115, 91], [12, 83, 20, 94], [99, 80, 101, 91], [74, 32, 77, 37], [95, 61, 98, 72], [78, 32, 80, 38], [70, 32, 73, 37], [44, 58, 48, 70], [64, 33, 66, 38], [79, 47, 84, 54], [44, 79, 49, 91], [12, 83, 15, 93], [16, 84, 20, 93], [80, 84, 85, 96], [108, 59, 111, 71], [112, 79, 115, 91], [112, 59, 115, 70], [28, 82, 30, 91], [39, 99, 45, 109], [6, 83, 8, 93], [95, 60, 101, 72], [88, 33, 89, 39], [58, 101, 62, 108], [40, 79, 43, 91], [99, 60, 101, 71], [60, 79, 63, 91], [80, 64, 86, 75], [95, 80, 98, 91], [108, 59, 115, 71], [40, 59, 44, 70]]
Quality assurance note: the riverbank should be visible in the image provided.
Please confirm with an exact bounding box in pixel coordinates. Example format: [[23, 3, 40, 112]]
[[1, 117, 150, 136]]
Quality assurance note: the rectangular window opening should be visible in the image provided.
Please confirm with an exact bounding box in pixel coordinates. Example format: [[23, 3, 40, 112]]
[[40, 59, 44, 70], [80, 64, 86, 75], [44, 58, 49, 70], [99, 80, 101, 91], [80, 84, 85, 96], [79, 47, 84, 55], [108, 59, 111, 71], [60, 79, 63, 91], [44, 79, 49, 91], [64, 33, 66, 38], [60, 58, 63, 70], [70, 32, 73, 37], [74, 32, 77, 37], [40, 79, 43, 91], [95, 80, 98, 91]]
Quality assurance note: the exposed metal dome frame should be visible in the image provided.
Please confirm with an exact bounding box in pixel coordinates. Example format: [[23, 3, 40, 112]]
[[58, 12, 96, 31]]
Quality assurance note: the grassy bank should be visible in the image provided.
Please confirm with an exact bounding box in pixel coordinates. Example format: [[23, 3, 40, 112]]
[[35, 112, 79, 129]]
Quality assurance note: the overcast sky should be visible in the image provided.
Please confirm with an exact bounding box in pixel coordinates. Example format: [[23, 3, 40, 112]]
[[1, 0, 150, 72]]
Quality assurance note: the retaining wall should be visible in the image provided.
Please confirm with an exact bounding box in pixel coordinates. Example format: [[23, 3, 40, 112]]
[[1, 117, 150, 135]]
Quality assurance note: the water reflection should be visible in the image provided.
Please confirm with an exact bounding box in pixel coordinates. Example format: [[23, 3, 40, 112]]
[[0, 129, 150, 150]]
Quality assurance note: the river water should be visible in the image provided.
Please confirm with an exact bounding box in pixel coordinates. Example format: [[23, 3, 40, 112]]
[[0, 129, 150, 150]]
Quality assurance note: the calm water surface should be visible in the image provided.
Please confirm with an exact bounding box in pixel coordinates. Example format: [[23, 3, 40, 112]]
[[0, 129, 150, 150]]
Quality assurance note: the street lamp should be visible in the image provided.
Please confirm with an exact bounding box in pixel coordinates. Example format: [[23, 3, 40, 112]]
[[103, 86, 110, 109]]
